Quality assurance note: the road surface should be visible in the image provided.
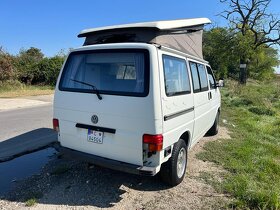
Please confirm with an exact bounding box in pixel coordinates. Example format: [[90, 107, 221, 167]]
[[0, 96, 57, 162]]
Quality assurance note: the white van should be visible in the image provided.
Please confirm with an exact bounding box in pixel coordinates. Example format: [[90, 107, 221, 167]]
[[53, 18, 221, 186]]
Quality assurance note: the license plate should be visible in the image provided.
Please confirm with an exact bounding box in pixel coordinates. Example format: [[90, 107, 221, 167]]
[[87, 130, 103, 144]]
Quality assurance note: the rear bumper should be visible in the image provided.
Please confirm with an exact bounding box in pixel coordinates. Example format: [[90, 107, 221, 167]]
[[58, 145, 157, 176]]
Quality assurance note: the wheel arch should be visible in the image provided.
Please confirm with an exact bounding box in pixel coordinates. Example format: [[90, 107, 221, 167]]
[[179, 130, 191, 149]]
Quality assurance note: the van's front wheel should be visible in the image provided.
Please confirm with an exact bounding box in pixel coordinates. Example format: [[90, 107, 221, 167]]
[[160, 139, 187, 186]]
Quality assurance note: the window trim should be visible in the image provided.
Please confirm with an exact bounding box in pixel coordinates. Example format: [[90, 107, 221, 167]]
[[189, 61, 201, 93], [58, 49, 150, 97], [189, 61, 209, 93], [197, 63, 209, 92], [206, 65, 216, 90], [162, 54, 191, 97]]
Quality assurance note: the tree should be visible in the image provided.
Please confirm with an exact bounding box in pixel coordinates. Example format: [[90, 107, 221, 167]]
[[249, 46, 279, 80], [15, 47, 44, 84], [37, 56, 64, 86], [220, 0, 280, 84], [203, 27, 239, 78], [0, 47, 15, 81], [203, 27, 278, 80]]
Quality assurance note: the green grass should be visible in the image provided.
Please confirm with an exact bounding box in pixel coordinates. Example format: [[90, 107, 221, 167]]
[[197, 78, 280, 209], [24, 191, 43, 207], [25, 198, 37, 207], [0, 80, 54, 97]]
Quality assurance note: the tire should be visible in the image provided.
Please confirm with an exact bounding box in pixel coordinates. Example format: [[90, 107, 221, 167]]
[[207, 111, 219, 136], [160, 139, 188, 186]]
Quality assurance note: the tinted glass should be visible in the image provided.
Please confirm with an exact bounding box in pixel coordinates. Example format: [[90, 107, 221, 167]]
[[59, 50, 149, 97], [189, 62, 200, 92], [197, 64, 209, 91], [163, 55, 191, 96]]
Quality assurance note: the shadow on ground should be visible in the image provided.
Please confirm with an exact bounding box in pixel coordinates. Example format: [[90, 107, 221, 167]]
[[2, 154, 170, 208], [0, 128, 57, 162]]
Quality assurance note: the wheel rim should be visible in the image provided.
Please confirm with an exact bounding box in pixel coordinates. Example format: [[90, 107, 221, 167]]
[[177, 147, 187, 178]]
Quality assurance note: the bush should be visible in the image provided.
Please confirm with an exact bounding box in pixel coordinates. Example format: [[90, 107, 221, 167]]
[[0, 50, 15, 81], [248, 106, 276, 116], [37, 56, 64, 86], [230, 97, 253, 107], [12, 47, 65, 86], [0, 80, 25, 91]]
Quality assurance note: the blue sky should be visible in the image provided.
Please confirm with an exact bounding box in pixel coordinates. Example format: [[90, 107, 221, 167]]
[[0, 0, 233, 56], [0, 0, 279, 72]]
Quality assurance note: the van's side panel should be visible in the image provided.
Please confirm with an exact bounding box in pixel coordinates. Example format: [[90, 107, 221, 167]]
[[206, 65, 221, 123], [158, 50, 194, 151], [187, 59, 212, 146]]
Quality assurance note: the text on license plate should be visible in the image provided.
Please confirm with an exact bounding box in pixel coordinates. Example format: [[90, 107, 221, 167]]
[[87, 130, 103, 144]]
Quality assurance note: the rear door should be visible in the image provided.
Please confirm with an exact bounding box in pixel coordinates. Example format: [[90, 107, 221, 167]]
[[188, 61, 211, 142], [54, 48, 154, 166]]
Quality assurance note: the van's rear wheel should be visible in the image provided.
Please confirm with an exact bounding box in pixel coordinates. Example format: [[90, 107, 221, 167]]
[[160, 139, 187, 186], [207, 111, 219, 136]]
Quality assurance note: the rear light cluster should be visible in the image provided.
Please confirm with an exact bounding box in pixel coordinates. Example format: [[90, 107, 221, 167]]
[[53, 118, 60, 132], [143, 134, 163, 152]]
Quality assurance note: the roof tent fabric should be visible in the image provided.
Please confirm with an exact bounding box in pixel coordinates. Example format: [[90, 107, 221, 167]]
[[78, 18, 210, 59]]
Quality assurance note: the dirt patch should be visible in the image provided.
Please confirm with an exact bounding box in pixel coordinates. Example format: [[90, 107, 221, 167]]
[[0, 127, 231, 210]]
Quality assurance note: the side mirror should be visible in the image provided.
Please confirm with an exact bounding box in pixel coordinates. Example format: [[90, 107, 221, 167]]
[[216, 80, 224, 88]]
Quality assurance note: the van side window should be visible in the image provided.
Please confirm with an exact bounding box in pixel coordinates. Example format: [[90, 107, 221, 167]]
[[206, 66, 216, 89], [163, 55, 191, 96], [189, 62, 200, 93], [197, 64, 209, 91]]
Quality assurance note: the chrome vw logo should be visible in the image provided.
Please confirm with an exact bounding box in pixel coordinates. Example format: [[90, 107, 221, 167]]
[[91, 115, 98, 124]]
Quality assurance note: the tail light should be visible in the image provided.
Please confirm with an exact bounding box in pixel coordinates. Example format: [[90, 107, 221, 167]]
[[53, 118, 59, 132], [143, 134, 163, 152]]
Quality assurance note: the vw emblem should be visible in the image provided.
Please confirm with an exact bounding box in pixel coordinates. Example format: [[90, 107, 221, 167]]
[[91, 115, 98, 124]]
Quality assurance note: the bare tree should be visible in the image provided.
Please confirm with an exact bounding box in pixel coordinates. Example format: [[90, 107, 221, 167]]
[[220, 0, 280, 84]]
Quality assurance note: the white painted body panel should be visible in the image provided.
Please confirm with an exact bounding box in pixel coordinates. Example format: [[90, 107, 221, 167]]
[[79, 18, 211, 36], [157, 50, 194, 150], [54, 44, 162, 166], [53, 42, 221, 170]]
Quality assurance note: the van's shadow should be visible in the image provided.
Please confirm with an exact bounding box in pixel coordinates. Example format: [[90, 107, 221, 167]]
[[0, 128, 57, 162], [4, 156, 170, 208]]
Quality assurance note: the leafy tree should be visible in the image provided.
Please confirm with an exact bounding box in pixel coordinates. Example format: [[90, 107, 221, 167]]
[[37, 56, 64, 86], [220, 0, 280, 84], [203, 27, 279, 80], [203, 27, 239, 78], [15, 47, 44, 84], [249, 46, 279, 80], [0, 47, 15, 81]]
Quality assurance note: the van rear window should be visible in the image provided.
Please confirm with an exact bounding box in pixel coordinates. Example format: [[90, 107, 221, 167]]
[[59, 49, 149, 97]]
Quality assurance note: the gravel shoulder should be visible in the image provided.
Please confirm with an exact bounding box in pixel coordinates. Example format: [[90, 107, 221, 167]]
[[0, 127, 231, 210]]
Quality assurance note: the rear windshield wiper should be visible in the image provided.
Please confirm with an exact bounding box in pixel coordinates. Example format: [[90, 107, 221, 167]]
[[70, 79, 102, 100]]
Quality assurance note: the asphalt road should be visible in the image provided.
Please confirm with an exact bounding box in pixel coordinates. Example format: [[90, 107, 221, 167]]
[[0, 105, 53, 142], [0, 104, 57, 161]]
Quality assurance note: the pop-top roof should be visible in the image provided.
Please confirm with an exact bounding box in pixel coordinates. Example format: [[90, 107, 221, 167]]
[[78, 18, 211, 37], [78, 18, 211, 59]]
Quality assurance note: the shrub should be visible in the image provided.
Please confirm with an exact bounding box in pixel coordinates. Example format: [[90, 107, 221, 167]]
[[248, 106, 276, 116], [0, 80, 25, 91], [0, 50, 15, 81], [231, 97, 253, 107]]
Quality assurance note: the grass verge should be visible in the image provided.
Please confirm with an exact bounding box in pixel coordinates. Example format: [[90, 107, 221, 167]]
[[24, 191, 43, 207], [25, 198, 37, 207], [0, 80, 54, 98], [197, 78, 280, 209]]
